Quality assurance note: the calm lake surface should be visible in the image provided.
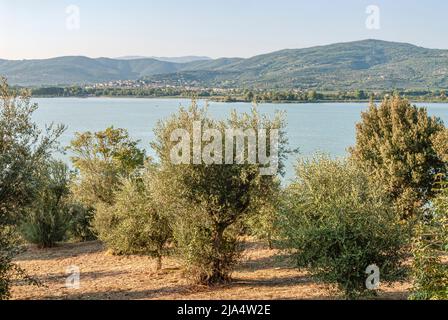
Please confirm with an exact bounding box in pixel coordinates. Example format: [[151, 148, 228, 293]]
[[32, 98, 448, 180]]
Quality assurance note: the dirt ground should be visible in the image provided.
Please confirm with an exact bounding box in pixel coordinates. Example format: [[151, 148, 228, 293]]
[[11, 240, 411, 300]]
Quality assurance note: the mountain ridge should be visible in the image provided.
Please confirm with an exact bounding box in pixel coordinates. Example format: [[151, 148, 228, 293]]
[[2, 39, 448, 90], [116, 56, 213, 63]]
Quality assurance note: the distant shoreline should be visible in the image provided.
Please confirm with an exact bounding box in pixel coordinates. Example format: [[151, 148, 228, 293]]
[[30, 95, 448, 104]]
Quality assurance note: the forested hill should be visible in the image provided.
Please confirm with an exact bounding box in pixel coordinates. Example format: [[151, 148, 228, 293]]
[[2, 39, 448, 90]]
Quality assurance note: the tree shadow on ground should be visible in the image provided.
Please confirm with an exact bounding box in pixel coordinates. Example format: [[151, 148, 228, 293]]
[[37, 284, 196, 300], [14, 241, 105, 262], [231, 274, 313, 288], [13, 270, 129, 288], [29, 272, 315, 300], [237, 253, 296, 273]]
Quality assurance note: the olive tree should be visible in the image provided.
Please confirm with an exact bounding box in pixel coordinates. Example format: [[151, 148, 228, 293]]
[[151, 102, 290, 284], [93, 163, 172, 270], [245, 197, 280, 250], [0, 78, 64, 299], [20, 161, 72, 248], [67, 127, 145, 239]]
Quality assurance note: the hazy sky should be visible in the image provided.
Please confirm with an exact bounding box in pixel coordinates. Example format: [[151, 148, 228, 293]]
[[1, 0, 447, 60]]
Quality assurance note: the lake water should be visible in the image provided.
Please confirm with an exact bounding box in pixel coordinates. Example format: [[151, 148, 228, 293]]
[[32, 98, 448, 180]]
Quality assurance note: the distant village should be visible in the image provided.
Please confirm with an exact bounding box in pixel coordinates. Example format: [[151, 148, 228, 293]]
[[85, 79, 230, 94]]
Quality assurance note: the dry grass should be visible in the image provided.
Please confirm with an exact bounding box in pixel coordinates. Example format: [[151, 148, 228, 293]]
[[11, 239, 411, 300]]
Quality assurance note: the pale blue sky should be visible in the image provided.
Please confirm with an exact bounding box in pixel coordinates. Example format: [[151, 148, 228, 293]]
[[0, 0, 447, 60]]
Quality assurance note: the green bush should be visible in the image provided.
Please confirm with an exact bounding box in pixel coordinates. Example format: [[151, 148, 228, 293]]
[[67, 203, 96, 242], [245, 200, 279, 249], [279, 155, 408, 298], [93, 165, 171, 270], [350, 96, 448, 219], [20, 161, 71, 248], [410, 182, 448, 300], [0, 227, 19, 300]]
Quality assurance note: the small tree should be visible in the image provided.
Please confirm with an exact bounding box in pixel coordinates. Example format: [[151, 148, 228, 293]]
[[152, 102, 290, 284], [245, 197, 279, 249], [20, 161, 72, 248], [68, 127, 145, 241], [410, 180, 448, 300], [279, 155, 407, 298], [0, 78, 64, 299], [67, 203, 96, 242], [0, 227, 16, 299], [93, 163, 171, 270], [350, 96, 448, 219]]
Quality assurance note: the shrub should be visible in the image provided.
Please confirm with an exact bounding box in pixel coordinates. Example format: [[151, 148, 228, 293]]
[[350, 96, 448, 219], [93, 164, 171, 270], [410, 181, 448, 300], [0, 227, 19, 300], [152, 102, 290, 284], [67, 203, 96, 242], [20, 161, 72, 248], [279, 155, 408, 298]]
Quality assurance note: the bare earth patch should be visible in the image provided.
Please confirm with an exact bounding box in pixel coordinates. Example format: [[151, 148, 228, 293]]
[[11, 240, 411, 300]]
